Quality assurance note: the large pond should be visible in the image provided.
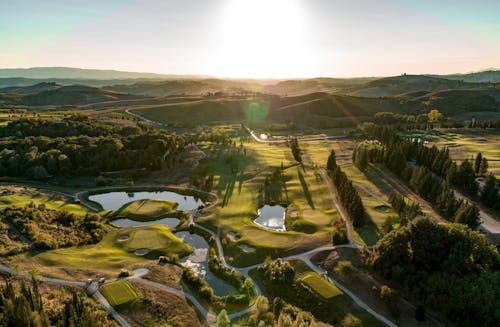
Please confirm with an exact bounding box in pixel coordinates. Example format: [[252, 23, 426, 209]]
[[175, 231, 237, 296], [254, 205, 286, 231], [88, 191, 203, 211], [112, 217, 180, 228]]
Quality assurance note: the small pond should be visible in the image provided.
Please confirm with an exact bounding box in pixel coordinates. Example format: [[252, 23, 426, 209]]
[[254, 205, 286, 231], [111, 217, 180, 228], [175, 231, 238, 296], [89, 191, 203, 211]]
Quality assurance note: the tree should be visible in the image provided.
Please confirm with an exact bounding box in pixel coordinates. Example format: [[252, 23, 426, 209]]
[[475, 153, 483, 174], [480, 174, 499, 207], [480, 157, 488, 175], [217, 309, 231, 327], [326, 150, 337, 171], [428, 109, 443, 122]]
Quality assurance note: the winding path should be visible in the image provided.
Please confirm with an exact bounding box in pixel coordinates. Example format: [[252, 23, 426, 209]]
[[0, 126, 396, 327]]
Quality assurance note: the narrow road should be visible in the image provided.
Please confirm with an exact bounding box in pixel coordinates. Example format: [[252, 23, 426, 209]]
[[244, 126, 346, 143], [319, 168, 355, 245]]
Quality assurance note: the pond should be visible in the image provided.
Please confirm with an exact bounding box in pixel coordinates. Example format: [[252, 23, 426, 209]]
[[254, 205, 286, 231], [88, 191, 203, 211], [175, 231, 238, 296], [112, 217, 180, 228]]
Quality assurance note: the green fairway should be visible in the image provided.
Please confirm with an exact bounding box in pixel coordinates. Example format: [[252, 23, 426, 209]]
[[111, 199, 178, 221], [101, 280, 141, 306], [197, 135, 342, 266], [36, 225, 191, 270], [300, 272, 343, 299]]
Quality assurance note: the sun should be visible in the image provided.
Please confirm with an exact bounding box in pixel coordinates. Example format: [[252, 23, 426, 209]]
[[206, 0, 311, 78]]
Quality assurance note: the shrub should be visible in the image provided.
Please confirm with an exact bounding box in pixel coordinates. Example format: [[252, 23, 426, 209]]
[[335, 261, 353, 275]]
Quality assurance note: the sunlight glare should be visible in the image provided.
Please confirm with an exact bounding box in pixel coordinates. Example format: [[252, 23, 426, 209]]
[[207, 0, 310, 78]]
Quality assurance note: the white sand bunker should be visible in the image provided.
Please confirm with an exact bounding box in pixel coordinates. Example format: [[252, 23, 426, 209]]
[[134, 248, 150, 256], [239, 244, 256, 253], [227, 232, 240, 242], [117, 235, 130, 242]]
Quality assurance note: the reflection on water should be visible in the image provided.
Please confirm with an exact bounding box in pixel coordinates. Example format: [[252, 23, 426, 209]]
[[254, 205, 286, 231], [112, 217, 180, 228], [89, 191, 203, 211], [175, 231, 237, 296]]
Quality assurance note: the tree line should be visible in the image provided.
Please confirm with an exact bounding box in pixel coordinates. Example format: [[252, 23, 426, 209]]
[[0, 117, 187, 179], [358, 124, 484, 228], [326, 150, 365, 227], [0, 278, 113, 326], [368, 217, 500, 326]]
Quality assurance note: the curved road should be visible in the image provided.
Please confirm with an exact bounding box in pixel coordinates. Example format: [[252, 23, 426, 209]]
[[0, 125, 397, 327]]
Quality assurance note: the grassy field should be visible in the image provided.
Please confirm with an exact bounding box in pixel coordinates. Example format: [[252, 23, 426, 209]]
[[35, 225, 191, 270], [197, 134, 342, 266], [110, 199, 178, 221], [0, 186, 88, 216], [101, 280, 141, 306], [300, 272, 343, 299], [402, 129, 500, 177], [302, 140, 399, 246]]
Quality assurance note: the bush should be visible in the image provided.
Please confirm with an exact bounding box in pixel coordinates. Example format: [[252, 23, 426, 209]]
[[335, 261, 353, 275]]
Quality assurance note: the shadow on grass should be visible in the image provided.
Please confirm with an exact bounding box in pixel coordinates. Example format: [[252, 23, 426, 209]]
[[355, 213, 380, 246], [297, 167, 315, 209]]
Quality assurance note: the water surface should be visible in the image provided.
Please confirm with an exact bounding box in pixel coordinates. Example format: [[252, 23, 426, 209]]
[[254, 205, 286, 231], [175, 231, 238, 296], [89, 191, 203, 211]]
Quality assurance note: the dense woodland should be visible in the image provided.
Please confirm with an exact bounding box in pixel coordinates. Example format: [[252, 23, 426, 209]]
[[0, 278, 115, 326], [368, 217, 500, 326], [0, 204, 105, 255], [0, 117, 187, 179]]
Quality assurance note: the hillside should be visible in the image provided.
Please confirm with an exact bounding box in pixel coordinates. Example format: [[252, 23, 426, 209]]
[[0, 67, 195, 80], [348, 75, 495, 97], [439, 70, 500, 83], [18, 85, 141, 106], [0, 82, 61, 94]]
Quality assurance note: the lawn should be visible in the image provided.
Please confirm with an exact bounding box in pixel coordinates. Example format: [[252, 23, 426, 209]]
[[302, 140, 399, 246], [36, 225, 191, 270], [300, 272, 343, 299], [0, 186, 88, 216], [100, 280, 141, 306], [110, 199, 178, 221], [197, 135, 342, 266]]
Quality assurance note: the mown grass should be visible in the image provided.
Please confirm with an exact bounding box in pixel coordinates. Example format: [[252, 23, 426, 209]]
[[101, 280, 141, 306], [300, 272, 343, 299], [198, 136, 341, 266], [110, 199, 178, 221], [36, 225, 191, 270]]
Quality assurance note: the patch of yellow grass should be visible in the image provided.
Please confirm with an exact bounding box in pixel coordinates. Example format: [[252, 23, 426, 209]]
[[300, 272, 343, 299]]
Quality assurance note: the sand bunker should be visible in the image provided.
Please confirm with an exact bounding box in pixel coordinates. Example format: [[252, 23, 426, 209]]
[[117, 235, 130, 242], [134, 248, 150, 256]]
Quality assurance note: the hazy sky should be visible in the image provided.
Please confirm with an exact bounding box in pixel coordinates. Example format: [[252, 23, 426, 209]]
[[1, 0, 499, 78]]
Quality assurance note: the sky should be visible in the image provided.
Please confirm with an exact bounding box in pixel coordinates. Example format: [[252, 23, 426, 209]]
[[1, 0, 499, 78]]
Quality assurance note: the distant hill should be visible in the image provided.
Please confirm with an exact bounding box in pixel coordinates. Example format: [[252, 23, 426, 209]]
[[348, 75, 494, 97], [438, 70, 500, 83], [262, 77, 378, 95], [0, 82, 61, 94], [0, 67, 196, 80], [14, 85, 141, 106], [106, 79, 264, 97]]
